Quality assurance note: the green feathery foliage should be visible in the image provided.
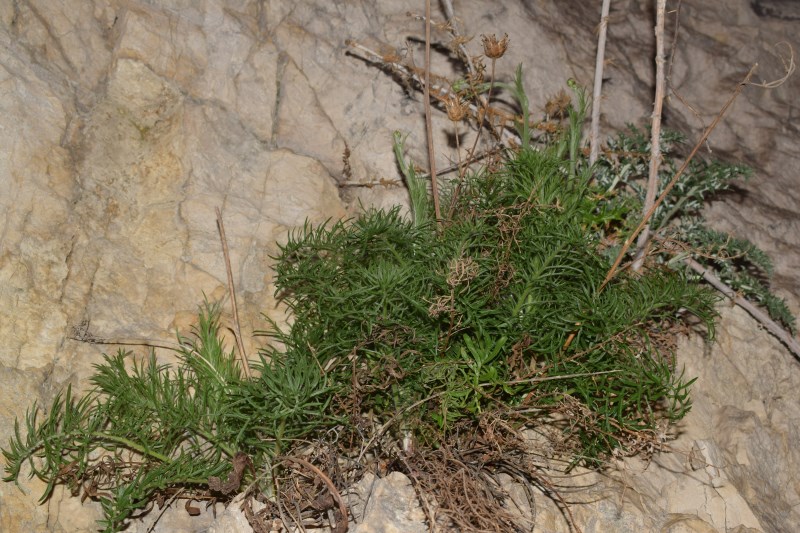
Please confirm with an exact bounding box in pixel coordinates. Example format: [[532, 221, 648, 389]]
[[267, 100, 718, 465], [592, 125, 796, 334], [2, 303, 334, 532]]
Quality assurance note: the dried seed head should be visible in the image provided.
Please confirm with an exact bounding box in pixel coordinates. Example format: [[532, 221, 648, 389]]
[[482, 33, 509, 59], [545, 89, 572, 119], [443, 94, 468, 122]]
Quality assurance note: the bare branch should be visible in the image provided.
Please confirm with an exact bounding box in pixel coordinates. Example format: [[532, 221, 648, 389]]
[[682, 257, 800, 360], [215, 207, 251, 378], [632, 0, 668, 271], [589, 0, 612, 166]]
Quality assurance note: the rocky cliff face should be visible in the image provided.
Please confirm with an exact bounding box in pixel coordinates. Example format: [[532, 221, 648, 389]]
[[1, 1, 798, 532]]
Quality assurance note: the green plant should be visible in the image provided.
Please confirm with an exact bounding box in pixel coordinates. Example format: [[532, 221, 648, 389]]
[[4, 111, 721, 527], [592, 126, 796, 334], [270, 100, 717, 465], [2, 303, 334, 532], [6, 29, 795, 533]]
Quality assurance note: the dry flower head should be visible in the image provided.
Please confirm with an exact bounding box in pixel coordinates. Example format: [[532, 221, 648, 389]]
[[545, 89, 572, 119], [482, 33, 509, 59], [443, 94, 469, 122]]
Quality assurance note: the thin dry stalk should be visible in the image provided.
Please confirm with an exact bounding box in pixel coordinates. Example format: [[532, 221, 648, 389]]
[[69, 333, 183, 352], [447, 33, 507, 218], [589, 0, 612, 166], [751, 41, 795, 88], [665, 1, 715, 151], [439, 0, 497, 159], [599, 64, 758, 292], [453, 116, 463, 178], [271, 469, 297, 533], [632, 0, 667, 272], [434, 4, 505, 224], [464, 31, 506, 169], [682, 257, 800, 359], [215, 207, 251, 378], [424, 0, 442, 224], [462, 54, 494, 178], [418, 147, 500, 180]]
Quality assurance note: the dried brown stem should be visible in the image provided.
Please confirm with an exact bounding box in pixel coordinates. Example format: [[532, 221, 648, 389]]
[[71, 336, 183, 352], [280, 457, 348, 533], [346, 40, 521, 146], [440, 0, 475, 78], [424, 0, 442, 224], [215, 207, 251, 378], [445, 56, 497, 219]]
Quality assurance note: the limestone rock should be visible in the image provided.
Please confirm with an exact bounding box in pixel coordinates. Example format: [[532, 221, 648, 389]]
[[1, 1, 798, 532], [348, 472, 428, 533]]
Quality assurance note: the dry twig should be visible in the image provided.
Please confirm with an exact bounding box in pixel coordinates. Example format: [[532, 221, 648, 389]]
[[682, 257, 800, 359], [69, 332, 183, 352], [423, 0, 442, 224], [439, 0, 475, 79], [281, 457, 349, 533], [589, 0, 612, 166], [345, 40, 522, 147], [215, 207, 251, 378], [632, 0, 667, 272]]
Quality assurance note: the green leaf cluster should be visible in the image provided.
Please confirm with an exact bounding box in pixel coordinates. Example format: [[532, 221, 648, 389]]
[[593, 125, 796, 334], [2, 303, 334, 532], [269, 136, 717, 463]]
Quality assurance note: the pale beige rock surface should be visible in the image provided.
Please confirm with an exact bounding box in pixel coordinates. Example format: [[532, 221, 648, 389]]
[[1, 1, 798, 532], [348, 472, 429, 533]]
